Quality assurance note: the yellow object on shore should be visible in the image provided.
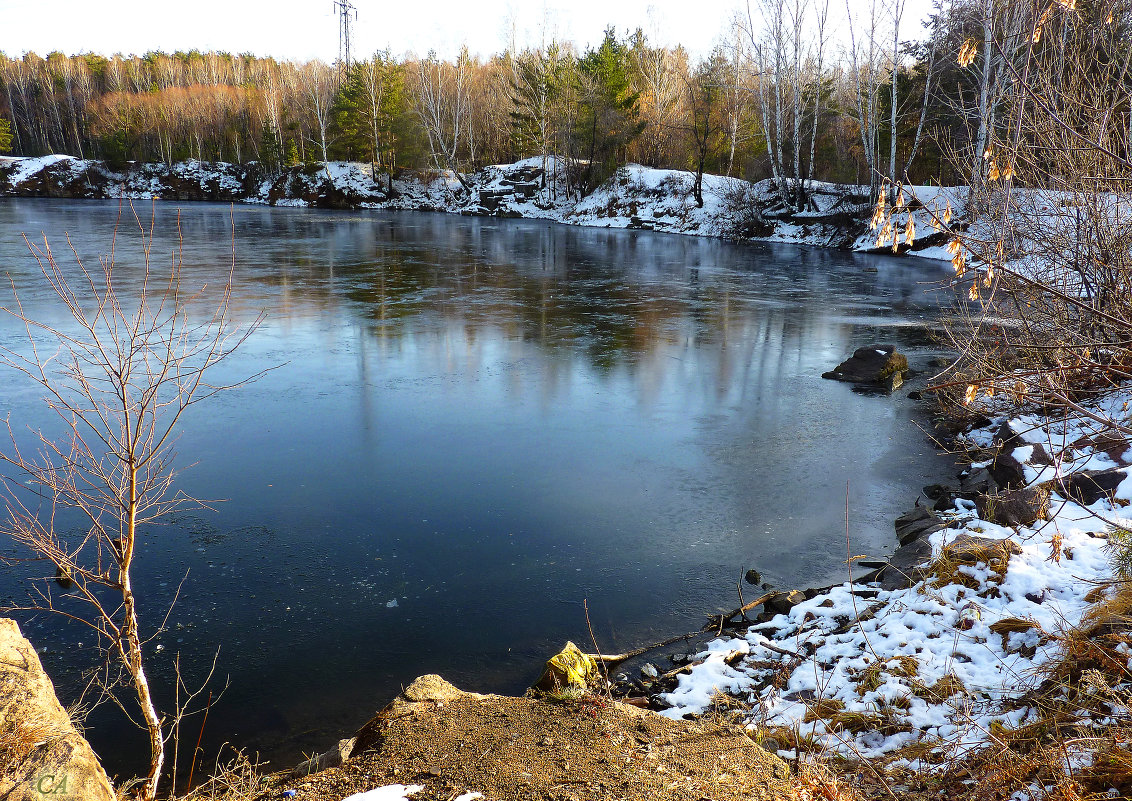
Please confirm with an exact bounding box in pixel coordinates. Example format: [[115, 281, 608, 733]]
[[533, 641, 599, 692]]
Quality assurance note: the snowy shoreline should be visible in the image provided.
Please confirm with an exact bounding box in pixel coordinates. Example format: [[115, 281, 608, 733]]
[[0, 154, 963, 262], [658, 391, 1131, 775]]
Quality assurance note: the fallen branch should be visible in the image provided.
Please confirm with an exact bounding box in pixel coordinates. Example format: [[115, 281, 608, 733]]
[[584, 630, 701, 666], [702, 591, 778, 631]]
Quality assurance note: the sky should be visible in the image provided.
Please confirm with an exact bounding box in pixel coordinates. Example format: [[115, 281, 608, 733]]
[[0, 0, 935, 63]]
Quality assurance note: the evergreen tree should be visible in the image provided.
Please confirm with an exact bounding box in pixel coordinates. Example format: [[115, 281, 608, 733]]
[[259, 120, 282, 172], [0, 117, 12, 154], [330, 54, 407, 184], [575, 28, 644, 194], [284, 138, 300, 167]]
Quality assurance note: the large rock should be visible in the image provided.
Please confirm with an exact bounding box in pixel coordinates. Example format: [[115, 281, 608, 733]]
[[822, 345, 908, 386], [877, 537, 935, 591], [975, 488, 1050, 527], [0, 619, 116, 801], [353, 675, 487, 754], [1048, 468, 1128, 506], [989, 451, 1028, 490]]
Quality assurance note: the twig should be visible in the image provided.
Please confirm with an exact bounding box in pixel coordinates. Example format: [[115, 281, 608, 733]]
[[582, 599, 611, 698], [185, 691, 212, 793]]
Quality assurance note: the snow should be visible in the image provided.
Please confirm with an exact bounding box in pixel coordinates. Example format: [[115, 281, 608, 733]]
[[0, 154, 74, 185], [339, 785, 482, 801], [0, 154, 962, 262], [341, 785, 423, 801], [660, 387, 1132, 761]]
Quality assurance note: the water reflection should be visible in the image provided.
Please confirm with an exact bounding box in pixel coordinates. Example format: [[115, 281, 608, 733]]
[[0, 200, 954, 777]]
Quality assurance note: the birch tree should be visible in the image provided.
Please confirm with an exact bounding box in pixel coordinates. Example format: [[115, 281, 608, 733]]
[[0, 211, 262, 801]]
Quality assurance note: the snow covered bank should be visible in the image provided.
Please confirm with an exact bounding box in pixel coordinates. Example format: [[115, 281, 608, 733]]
[[0, 154, 964, 260], [660, 390, 1132, 769]]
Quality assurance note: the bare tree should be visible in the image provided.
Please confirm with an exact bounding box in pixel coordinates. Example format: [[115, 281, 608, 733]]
[[294, 59, 337, 162], [845, 0, 887, 199], [409, 49, 472, 191], [0, 206, 263, 801]]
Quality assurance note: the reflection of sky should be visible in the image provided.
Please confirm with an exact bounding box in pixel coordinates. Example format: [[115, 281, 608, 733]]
[[0, 199, 955, 775]]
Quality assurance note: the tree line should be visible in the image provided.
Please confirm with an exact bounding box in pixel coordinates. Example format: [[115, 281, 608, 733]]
[[0, 1, 1126, 205]]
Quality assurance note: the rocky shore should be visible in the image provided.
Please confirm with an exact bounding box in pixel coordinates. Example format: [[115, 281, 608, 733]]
[[0, 155, 959, 260]]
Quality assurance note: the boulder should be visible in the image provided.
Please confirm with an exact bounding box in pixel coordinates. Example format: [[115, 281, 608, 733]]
[[1048, 468, 1128, 506], [0, 618, 116, 801], [939, 534, 1022, 570], [822, 345, 909, 386], [877, 537, 935, 591], [1072, 432, 1131, 465], [958, 467, 994, 498], [975, 487, 1050, 527], [353, 674, 487, 754], [988, 451, 1028, 490], [1027, 442, 1054, 466]]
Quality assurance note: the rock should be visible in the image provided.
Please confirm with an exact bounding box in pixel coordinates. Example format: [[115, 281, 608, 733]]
[[922, 483, 952, 500], [291, 737, 356, 778], [958, 467, 994, 497], [993, 420, 1023, 451], [1028, 442, 1054, 466], [821, 345, 909, 386], [975, 487, 1050, 527], [0, 618, 117, 801], [1048, 468, 1128, 506], [936, 535, 1022, 580], [878, 537, 934, 591], [894, 506, 945, 546], [989, 451, 1027, 490], [1072, 432, 1131, 465], [764, 589, 806, 616], [932, 493, 957, 512], [532, 642, 600, 693], [744, 569, 762, 585]]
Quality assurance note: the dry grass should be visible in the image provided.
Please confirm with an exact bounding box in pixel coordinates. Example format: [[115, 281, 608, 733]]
[[789, 758, 862, 801], [177, 747, 275, 801], [926, 538, 1018, 591], [0, 708, 69, 774], [802, 698, 846, 724]]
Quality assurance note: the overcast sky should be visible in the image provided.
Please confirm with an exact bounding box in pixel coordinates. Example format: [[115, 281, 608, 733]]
[[0, 0, 935, 63]]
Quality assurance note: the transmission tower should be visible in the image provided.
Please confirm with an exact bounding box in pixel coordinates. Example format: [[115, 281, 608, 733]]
[[334, 0, 357, 84]]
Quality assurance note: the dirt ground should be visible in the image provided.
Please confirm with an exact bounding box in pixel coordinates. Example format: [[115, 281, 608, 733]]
[[266, 675, 792, 801]]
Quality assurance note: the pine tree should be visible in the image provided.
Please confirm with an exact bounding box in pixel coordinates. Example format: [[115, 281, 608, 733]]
[[575, 28, 644, 194], [259, 120, 282, 173], [284, 138, 300, 167], [0, 117, 12, 154]]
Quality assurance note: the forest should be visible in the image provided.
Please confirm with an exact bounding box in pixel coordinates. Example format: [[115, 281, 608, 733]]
[[1, 0, 1078, 204]]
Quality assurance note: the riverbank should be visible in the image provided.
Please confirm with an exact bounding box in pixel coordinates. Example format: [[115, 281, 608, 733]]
[[0, 155, 961, 260]]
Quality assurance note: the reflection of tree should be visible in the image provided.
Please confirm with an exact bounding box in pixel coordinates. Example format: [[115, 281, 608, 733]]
[[57, 204, 939, 379]]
